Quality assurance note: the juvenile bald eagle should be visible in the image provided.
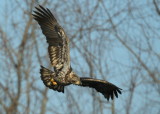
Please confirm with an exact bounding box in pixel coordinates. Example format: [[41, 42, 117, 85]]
[[33, 5, 122, 101]]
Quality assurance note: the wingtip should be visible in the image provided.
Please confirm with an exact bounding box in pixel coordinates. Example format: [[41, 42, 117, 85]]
[[119, 88, 123, 90], [104, 94, 110, 101], [114, 90, 118, 98], [117, 88, 122, 94], [34, 5, 41, 11], [34, 4, 43, 9], [38, 4, 42, 7], [39, 4, 44, 9]]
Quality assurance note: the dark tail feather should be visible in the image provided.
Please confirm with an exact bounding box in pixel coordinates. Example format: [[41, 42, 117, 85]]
[[40, 66, 64, 93]]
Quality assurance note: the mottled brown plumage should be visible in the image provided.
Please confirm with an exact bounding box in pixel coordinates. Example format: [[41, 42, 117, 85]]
[[33, 5, 122, 101], [33, 5, 70, 72]]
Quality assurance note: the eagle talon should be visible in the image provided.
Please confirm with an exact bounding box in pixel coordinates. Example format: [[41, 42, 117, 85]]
[[50, 78, 57, 85]]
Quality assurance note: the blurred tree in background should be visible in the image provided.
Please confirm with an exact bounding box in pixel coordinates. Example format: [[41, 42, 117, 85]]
[[0, 0, 160, 114]]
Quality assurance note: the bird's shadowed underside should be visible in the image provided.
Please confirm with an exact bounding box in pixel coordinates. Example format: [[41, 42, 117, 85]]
[[33, 5, 122, 101]]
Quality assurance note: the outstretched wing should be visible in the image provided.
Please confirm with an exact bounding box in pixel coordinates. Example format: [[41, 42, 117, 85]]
[[33, 5, 70, 71], [80, 77, 122, 101]]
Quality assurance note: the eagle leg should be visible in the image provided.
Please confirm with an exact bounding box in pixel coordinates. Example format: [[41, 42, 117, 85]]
[[50, 78, 57, 85]]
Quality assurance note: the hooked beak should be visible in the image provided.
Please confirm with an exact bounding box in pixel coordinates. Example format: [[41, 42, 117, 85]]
[[75, 81, 81, 85]]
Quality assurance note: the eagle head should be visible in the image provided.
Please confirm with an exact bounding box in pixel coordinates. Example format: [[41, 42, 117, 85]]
[[68, 72, 81, 85]]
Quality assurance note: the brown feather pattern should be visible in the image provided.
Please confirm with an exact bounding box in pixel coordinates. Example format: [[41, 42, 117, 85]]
[[33, 5, 70, 71]]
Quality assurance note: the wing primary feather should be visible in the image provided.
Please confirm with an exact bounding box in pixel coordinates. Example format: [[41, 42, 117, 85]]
[[46, 8, 57, 21], [35, 6, 50, 18], [32, 14, 41, 20], [117, 88, 122, 94], [111, 91, 114, 100], [104, 94, 110, 101], [37, 5, 57, 22], [33, 11, 46, 19], [114, 90, 118, 98]]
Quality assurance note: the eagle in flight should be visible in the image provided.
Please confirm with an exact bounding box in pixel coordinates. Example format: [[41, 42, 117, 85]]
[[33, 5, 122, 101]]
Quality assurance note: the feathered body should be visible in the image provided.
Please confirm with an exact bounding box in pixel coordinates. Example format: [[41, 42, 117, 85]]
[[33, 5, 122, 101]]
